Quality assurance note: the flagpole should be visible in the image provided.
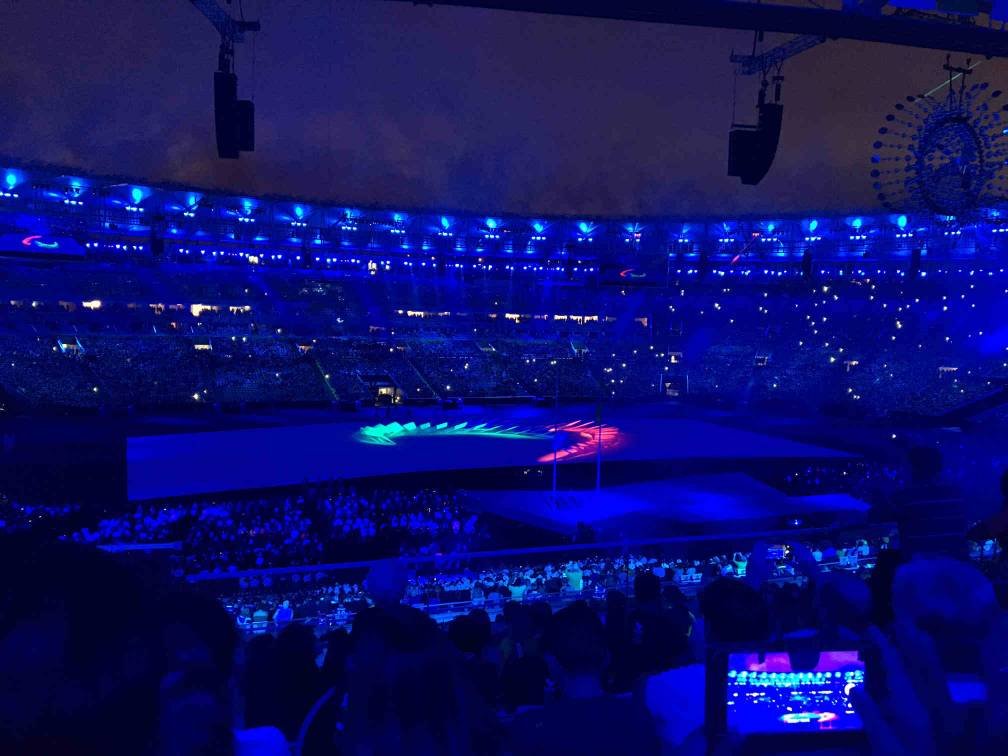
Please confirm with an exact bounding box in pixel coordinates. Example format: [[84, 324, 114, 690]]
[[595, 402, 602, 491], [552, 359, 559, 494], [552, 420, 558, 494]]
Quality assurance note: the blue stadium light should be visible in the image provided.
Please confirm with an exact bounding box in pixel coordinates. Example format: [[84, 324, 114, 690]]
[[131, 187, 144, 204], [897, 214, 908, 229], [4, 172, 17, 189]]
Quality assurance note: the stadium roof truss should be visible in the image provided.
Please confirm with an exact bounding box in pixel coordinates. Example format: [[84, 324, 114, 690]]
[[384, 1, 1008, 58]]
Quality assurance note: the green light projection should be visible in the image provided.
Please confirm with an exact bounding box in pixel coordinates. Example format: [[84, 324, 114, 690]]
[[356, 420, 552, 446]]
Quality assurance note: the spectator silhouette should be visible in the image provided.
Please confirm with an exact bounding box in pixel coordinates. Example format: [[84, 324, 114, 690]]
[[699, 578, 770, 645], [448, 610, 499, 708], [971, 468, 1008, 543], [508, 601, 660, 756], [0, 535, 161, 755], [628, 572, 692, 676], [345, 605, 495, 755], [272, 624, 323, 740], [893, 446, 967, 557]]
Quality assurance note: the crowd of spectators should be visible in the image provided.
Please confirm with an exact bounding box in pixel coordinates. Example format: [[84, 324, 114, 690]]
[[60, 485, 482, 573], [393, 339, 523, 398], [2, 261, 1008, 421], [206, 528, 894, 634], [4, 528, 1007, 754], [763, 459, 907, 499], [0, 494, 81, 535], [4, 445, 1008, 754]]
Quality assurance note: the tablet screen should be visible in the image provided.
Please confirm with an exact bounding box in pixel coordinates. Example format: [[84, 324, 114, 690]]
[[726, 650, 864, 734]]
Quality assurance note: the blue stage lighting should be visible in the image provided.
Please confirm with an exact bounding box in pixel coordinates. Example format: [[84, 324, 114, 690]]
[[440, 216, 451, 230], [808, 219, 819, 232], [187, 193, 198, 207], [897, 215, 908, 229], [4, 172, 16, 189], [852, 217, 862, 229], [486, 218, 498, 229], [767, 222, 775, 233], [131, 187, 144, 204], [294, 205, 305, 219], [578, 222, 590, 234], [393, 213, 403, 223], [532, 221, 545, 234]]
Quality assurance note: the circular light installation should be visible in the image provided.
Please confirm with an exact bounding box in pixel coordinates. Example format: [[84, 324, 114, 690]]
[[870, 78, 1008, 217]]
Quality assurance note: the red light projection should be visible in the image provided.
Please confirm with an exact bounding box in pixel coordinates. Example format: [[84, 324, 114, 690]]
[[537, 420, 628, 463]]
